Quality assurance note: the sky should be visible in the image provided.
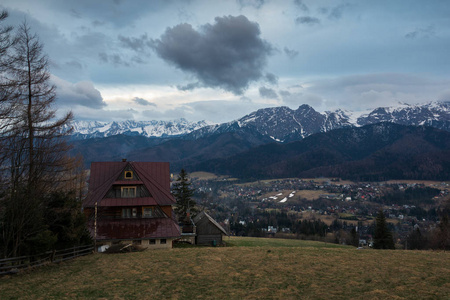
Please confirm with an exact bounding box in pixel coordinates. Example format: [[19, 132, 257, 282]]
[[1, 0, 450, 123]]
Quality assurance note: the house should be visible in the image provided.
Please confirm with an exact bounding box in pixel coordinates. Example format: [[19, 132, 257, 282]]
[[83, 160, 181, 249], [193, 211, 228, 245]]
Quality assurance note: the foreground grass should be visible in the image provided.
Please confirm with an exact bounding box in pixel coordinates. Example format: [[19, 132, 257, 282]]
[[1, 237, 449, 299]]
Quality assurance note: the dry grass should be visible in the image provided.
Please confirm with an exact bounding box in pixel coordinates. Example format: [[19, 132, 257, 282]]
[[1, 237, 449, 299], [190, 172, 219, 180]]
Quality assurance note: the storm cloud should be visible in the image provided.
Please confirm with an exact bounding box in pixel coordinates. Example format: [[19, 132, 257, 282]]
[[151, 15, 274, 95]]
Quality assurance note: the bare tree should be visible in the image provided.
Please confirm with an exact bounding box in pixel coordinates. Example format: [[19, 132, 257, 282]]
[[0, 19, 76, 257]]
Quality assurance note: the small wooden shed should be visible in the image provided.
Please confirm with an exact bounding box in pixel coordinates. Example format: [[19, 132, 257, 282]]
[[193, 211, 228, 245]]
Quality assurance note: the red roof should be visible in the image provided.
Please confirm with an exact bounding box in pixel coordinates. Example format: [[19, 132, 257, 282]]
[[84, 161, 175, 208], [88, 218, 181, 240]]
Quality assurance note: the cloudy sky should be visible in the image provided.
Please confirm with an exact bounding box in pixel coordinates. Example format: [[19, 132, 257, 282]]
[[1, 0, 450, 123]]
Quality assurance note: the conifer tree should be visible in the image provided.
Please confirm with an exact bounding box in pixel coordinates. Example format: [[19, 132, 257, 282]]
[[373, 210, 395, 249], [172, 169, 196, 220]]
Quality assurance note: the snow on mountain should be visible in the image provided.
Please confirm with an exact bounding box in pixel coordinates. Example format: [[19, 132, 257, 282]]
[[68, 101, 450, 142], [185, 101, 450, 143], [68, 118, 212, 139]]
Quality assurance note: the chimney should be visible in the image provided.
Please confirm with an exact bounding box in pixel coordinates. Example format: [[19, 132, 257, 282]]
[[122, 158, 127, 162]]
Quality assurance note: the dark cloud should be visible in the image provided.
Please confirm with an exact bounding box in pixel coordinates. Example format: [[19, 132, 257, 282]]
[[151, 15, 274, 95], [284, 47, 299, 59], [53, 79, 107, 109], [118, 33, 152, 53], [295, 16, 320, 25], [133, 97, 156, 106], [405, 25, 435, 39], [259, 86, 278, 99], [294, 0, 309, 12]]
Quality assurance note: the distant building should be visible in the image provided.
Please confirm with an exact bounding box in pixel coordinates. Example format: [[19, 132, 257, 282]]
[[83, 160, 180, 249]]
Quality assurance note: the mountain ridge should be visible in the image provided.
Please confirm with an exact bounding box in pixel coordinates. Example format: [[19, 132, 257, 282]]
[[187, 122, 450, 181], [69, 101, 450, 142]]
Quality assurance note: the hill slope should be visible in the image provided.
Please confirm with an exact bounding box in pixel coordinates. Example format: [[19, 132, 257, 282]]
[[189, 123, 450, 181]]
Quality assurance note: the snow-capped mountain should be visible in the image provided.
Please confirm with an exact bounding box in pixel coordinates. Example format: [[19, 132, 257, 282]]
[[68, 118, 211, 139], [356, 101, 450, 130], [186, 101, 450, 142], [68, 101, 450, 142], [187, 105, 353, 142]]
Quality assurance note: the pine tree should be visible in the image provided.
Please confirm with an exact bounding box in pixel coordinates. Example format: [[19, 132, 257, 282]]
[[172, 169, 196, 220], [373, 210, 395, 249]]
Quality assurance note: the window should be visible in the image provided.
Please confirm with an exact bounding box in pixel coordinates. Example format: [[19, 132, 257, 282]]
[[121, 186, 136, 198], [160, 239, 166, 244], [122, 208, 131, 218], [124, 171, 133, 179], [149, 239, 156, 245], [122, 208, 137, 218], [143, 207, 153, 218]]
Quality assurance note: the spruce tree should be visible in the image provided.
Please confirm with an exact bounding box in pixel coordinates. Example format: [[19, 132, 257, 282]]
[[172, 169, 196, 220], [373, 210, 395, 249]]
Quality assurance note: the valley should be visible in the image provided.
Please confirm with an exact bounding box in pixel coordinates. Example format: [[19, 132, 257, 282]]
[[190, 173, 450, 249]]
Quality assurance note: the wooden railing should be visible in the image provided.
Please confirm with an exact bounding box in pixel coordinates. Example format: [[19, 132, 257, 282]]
[[0, 244, 94, 276]]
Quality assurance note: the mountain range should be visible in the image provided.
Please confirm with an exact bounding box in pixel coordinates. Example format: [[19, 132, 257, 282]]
[[69, 101, 450, 180], [67, 118, 210, 139], [70, 101, 450, 142]]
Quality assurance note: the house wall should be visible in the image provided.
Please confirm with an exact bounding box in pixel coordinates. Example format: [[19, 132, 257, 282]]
[[139, 238, 174, 249], [99, 238, 174, 250], [196, 234, 223, 245], [196, 218, 223, 245]]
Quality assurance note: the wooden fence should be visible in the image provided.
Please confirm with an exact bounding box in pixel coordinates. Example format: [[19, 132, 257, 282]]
[[0, 244, 94, 276]]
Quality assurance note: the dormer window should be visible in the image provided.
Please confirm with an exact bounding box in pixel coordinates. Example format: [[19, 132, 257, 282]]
[[121, 186, 136, 198], [124, 171, 133, 179]]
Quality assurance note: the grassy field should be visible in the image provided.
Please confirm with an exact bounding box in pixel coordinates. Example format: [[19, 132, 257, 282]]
[[1, 237, 449, 299]]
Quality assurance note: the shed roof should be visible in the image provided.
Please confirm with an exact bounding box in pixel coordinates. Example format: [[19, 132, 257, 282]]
[[84, 161, 175, 208], [193, 211, 228, 236]]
